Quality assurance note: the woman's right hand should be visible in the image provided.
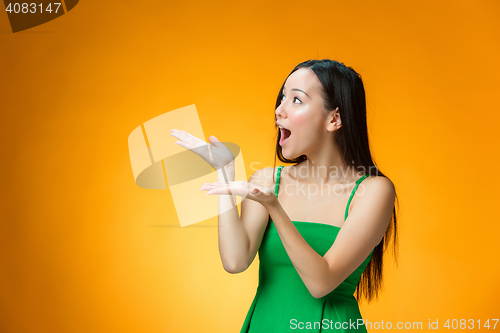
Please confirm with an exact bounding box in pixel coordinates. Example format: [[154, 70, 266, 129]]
[[170, 129, 236, 170]]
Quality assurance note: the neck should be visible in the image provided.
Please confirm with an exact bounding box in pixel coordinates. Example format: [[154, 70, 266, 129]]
[[290, 141, 361, 185]]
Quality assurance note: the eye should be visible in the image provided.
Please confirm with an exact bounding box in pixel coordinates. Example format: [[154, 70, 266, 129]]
[[280, 94, 302, 104]]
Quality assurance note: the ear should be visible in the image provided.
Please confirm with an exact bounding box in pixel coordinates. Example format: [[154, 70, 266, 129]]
[[327, 107, 341, 132]]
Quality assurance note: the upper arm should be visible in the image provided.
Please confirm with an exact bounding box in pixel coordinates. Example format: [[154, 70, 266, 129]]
[[322, 176, 396, 295], [239, 167, 275, 269]]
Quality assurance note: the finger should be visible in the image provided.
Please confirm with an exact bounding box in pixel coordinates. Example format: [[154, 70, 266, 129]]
[[207, 142, 214, 168], [174, 140, 202, 152], [208, 135, 223, 147], [173, 130, 204, 147], [173, 137, 206, 152], [175, 141, 189, 149], [205, 183, 232, 190], [207, 189, 232, 195], [207, 184, 235, 195], [182, 131, 210, 148], [201, 184, 216, 188], [201, 183, 230, 189], [171, 132, 192, 146]]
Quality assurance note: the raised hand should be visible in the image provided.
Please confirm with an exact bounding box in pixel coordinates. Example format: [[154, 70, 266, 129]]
[[171, 129, 236, 170], [200, 181, 276, 207]]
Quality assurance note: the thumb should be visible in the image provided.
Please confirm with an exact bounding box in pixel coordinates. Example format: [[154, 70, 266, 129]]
[[209, 135, 222, 147], [251, 188, 260, 194]]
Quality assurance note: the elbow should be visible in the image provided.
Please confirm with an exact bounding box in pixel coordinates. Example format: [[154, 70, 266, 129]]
[[223, 261, 249, 274], [308, 284, 327, 299], [311, 288, 327, 299], [224, 266, 244, 274], [310, 282, 338, 299]]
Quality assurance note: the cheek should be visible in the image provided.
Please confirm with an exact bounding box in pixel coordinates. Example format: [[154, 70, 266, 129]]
[[289, 108, 316, 136], [289, 109, 309, 128]]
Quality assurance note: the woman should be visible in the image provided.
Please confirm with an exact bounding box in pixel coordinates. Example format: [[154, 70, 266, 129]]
[[171, 59, 399, 332]]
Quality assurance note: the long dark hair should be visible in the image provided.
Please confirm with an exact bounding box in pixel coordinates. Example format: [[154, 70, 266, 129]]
[[272, 59, 399, 303]]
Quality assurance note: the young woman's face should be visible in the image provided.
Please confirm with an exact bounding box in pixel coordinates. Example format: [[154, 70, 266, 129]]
[[275, 67, 330, 159]]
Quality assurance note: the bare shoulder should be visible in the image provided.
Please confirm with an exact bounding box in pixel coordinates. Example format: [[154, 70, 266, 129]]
[[361, 175, 396, 196], [355, 175, 396, 224], [353, 175, 395, 216]]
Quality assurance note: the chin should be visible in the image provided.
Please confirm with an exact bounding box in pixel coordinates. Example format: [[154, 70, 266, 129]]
[[282, 149, 300, 160]]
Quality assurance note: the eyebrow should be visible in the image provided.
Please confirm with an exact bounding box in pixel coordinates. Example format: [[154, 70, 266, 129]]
[[282, 86, 310, 98]]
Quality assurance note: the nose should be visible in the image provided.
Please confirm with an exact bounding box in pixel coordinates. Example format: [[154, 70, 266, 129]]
[[275, 100, 286, 119]]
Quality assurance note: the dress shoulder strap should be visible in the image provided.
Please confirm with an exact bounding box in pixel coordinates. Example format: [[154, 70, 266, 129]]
[[344, 174, 370, 221], [275, 166, 284, 198]]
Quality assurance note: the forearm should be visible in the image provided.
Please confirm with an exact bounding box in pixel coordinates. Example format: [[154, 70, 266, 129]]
[[216, 163, 250, 273], [266, 200, 331, 297]]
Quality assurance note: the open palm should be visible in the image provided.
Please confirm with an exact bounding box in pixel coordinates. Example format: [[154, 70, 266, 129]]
[[200, 181, 276, 206], [171, 129, 236, 170]]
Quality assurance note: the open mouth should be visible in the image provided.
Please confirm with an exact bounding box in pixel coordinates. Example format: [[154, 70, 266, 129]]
[[279, 127, 292, 146]]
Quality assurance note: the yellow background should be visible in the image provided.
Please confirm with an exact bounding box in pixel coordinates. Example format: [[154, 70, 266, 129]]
[[1, 0, 499, 332]]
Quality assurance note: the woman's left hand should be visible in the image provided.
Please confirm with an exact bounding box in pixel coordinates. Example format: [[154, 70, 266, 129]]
[[200, 181, 276, 207]]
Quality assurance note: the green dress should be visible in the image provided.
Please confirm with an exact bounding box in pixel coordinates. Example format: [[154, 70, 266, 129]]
[[240, 166, 373, 332]]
